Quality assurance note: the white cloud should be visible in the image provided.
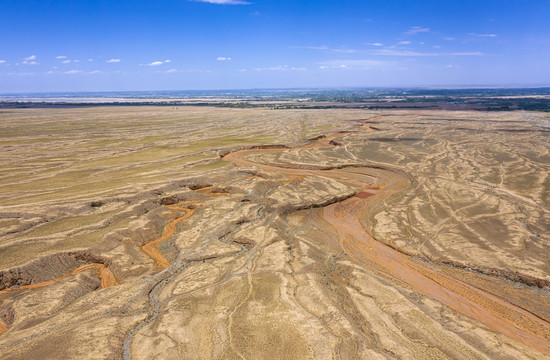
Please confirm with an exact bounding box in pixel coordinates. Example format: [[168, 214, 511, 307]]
[[469, 33, 497, 37], [0, 60, 5, 64], [333, 48, 356, 53], [368, 43, 384, 46], [61, 60, 71, 64], [372, 49, 482, 56], [443, 37, 455, 41], [47, 69, 101, 75], [106, 58, 121, 63], [373, 49, 435, 56], [290, 45, 356, 53], [405, 26, 430, 35], [191, 0, 251, 4], [254, 65, 306, 71], [397, 41, 411, 45], [155, 68, 205, 73], [73, 59, 80, 63], [22, 55, 39, 65], [290, 45, 329, 50], [6, 72, 35, 76], [319, 59, 388, 70], [146, 60, 171, 66], [450, 52, 483, 56], [88, 59, 94, 62], [56, 55, 67, 59], [217, 57, 232, 61]]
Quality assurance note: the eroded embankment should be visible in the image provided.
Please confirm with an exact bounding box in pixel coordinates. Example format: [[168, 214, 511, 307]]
[[223, 123, 550, 356], [0, 252, 119, 333], [0, 251, 118, 293], [0, 263, 118, 297]]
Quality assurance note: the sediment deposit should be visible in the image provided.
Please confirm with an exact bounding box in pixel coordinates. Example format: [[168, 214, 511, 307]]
[[0, 106, 548, 359]]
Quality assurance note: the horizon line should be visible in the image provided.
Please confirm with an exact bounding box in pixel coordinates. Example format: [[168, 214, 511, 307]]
[[1, 85, 550, 96]]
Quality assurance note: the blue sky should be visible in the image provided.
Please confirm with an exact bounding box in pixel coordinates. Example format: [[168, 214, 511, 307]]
[[1, 0, 549, 92]]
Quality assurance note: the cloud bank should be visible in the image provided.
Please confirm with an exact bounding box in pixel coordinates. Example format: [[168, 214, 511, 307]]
[[405, 26, 430, 35]]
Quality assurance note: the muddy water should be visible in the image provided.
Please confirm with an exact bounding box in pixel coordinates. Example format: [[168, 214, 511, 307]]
[[224, 132, 550, 356]]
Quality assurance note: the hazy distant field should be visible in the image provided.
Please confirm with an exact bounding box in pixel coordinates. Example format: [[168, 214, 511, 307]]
[[0, 106, 549, 359]]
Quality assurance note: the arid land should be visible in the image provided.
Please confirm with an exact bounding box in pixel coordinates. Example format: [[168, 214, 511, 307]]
[[0, 106, 549, 359]]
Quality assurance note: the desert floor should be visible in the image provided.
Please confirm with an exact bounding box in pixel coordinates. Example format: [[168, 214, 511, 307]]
[[0, 106, 549, 359]]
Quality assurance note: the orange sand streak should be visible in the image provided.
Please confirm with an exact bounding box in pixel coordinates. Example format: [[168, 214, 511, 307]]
[[0, 279, 57, 296], [195, 186, 230, 197], [0, 319, 7, 334], [141, 202, 196, 270], [72, 263, 119, 288], [281, 174, 304, 185], [203, 192, 229, 197], [324, 200, 550, 355]]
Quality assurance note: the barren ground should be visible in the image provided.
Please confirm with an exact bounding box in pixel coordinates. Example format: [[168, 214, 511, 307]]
[[0, 106, 549, 359]]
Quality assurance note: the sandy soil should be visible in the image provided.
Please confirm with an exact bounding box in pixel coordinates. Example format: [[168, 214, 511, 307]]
[[0, 106, 548, 359]]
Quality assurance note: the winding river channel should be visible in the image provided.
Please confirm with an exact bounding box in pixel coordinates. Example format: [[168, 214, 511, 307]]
[[223, 126, 550, 356]]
